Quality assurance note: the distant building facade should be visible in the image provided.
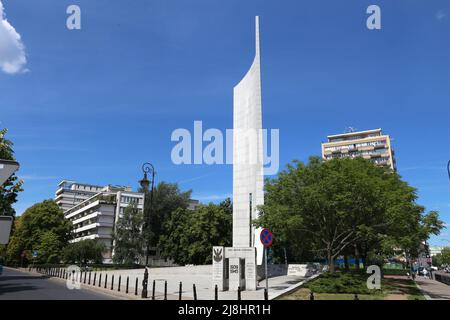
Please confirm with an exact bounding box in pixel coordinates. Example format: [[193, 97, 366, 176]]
[[56, 180, 145, 263], [321, 128, 396, 170]]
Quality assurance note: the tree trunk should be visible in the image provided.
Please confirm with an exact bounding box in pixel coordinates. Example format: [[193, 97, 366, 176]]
[[328, 251, 335, 273], [354, 245, 360, 271], [344, 254, 349, 271]]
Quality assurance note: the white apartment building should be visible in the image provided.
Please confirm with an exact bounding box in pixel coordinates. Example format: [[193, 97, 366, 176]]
[[56, 181, 144, 263], [322, 128, 397, 170]]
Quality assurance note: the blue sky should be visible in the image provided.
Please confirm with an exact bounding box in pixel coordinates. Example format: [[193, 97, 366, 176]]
[[1, 0, 449, 245]]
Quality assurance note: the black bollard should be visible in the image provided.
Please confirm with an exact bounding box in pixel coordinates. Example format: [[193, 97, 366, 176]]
[[215, 284, 218, 300], [118, 275, 121, 292], [111, 275, 114, 290], [88, 272, 91, 285], [164, 281, 167, 300], [126, 276, 129, 294], [104, 274, 108, 289], [93, 272, 97, 286], [310, 291, 314, 300], [179, 282, 182, 300], [193, 284, 197, 300], [84, 271, 87, 284], [264, 288, 268, 300], [135, 277, 138, 296], [152, 280, 156, 300], [141, 268, 148, 298], [98, 273, 102, 287], [354, 294, 359, 301], [237, 286, 241, 300]]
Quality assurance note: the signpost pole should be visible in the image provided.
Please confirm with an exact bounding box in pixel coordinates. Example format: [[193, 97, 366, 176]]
[[265, 246, 268, 294]]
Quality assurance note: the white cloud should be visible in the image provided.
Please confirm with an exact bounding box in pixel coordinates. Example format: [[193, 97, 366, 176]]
[[436, 10, 447, 22], [0, 1, 27, 74]]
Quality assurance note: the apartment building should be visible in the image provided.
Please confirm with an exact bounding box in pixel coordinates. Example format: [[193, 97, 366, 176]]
[[56, 181, 144, 263], [55, 180, 104, 211], [321, 128, 396, 170]]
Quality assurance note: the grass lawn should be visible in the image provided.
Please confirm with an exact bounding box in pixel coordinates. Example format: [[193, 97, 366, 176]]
[[280, 271, 425, 300]]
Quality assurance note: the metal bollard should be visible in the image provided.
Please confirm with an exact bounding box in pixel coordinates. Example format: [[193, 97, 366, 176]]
[[164, 281, 167, 300], [104, 274, 108, 289], [179, 282, 182, 300], [141, 268, 148, 298], [193, 284, 197, 300], [93, 272, 97, 286], [237, 286, 241, 300], [264, 288, 268, 300], [152, 280, 156, 300], [135, 277, 138, 296], [98, 273, 102, 287], [111, 275, 114, 290], [215, 284, 218, 300], [84, 271, 87, 284], [88, 272, 91, 285], [354, 294, 359, 301], [118, 275, 121, 292], [126, 276, 129, 294]]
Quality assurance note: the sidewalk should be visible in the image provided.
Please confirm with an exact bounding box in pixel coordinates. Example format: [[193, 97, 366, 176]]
[[415, 277, 450, 300]]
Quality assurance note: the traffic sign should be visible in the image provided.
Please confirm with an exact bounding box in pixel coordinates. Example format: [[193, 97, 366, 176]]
[[260, 228, 273, 247], [32, 251, 38, 258]]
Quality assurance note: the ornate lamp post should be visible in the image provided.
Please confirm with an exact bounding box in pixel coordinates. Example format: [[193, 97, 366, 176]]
[[139, 163, 155, 266]]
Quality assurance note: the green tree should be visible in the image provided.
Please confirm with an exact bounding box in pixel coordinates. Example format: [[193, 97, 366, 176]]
[[62, 240, 105, 265], [256, 157, 443, 272], [159, 199, 232, 265], [6, 200, 72, 264], [112, 204, 144, 264], [139, 182, 191, 253], [433, 247, 450, 267]]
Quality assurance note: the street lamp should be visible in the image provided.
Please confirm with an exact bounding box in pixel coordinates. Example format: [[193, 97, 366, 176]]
[[139, 163, 155, 266], [0, 159, 19, 245], [0, 159, 19, 186]]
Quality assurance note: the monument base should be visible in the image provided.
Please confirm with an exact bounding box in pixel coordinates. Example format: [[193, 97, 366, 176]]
[[213, 246, 263, 291]]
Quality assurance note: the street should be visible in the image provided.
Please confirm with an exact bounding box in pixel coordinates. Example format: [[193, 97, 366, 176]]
[[0, 267, 116, 300]]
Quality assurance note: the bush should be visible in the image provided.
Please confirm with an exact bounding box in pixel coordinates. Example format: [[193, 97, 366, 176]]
[[304, 271, 379, 294]]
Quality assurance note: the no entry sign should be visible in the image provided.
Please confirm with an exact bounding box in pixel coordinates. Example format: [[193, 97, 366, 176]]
[[260, 228, 273, 247]]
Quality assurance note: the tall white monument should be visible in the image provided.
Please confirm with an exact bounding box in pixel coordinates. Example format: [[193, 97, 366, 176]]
[[232, 16, 265, 264], [213, 16, 265, 292]]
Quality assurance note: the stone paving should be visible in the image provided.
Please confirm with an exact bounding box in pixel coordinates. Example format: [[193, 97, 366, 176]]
[[415, 276, 450, 300], [23, 265, 313, 300]]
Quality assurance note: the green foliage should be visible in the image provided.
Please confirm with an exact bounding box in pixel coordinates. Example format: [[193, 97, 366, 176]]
[[6, 200, 72, 264], [305, 272, 374, 294], [256, 157, 444, 272], [139, 182, 192, 249], [432, 247, 450, 267], [159, 199, 232, 265], [112, 204, 144, 264], [0, 128, 23, 218], [62, 240, 105, 265]]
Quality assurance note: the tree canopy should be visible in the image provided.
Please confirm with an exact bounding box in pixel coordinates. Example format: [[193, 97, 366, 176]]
[[256, 157, 443, 272], [6, 200, 72, 264], [139, 182, 192, 250], [112, 203, 145, 264], [159, 199, 232, 265], [62, 239, 105, 265]]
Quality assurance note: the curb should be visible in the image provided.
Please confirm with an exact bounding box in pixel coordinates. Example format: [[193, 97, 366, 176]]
[[270, 273, 321, 300]]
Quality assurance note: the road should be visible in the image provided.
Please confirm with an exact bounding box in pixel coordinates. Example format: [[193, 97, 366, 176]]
[[0, 267, 116, 300]]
